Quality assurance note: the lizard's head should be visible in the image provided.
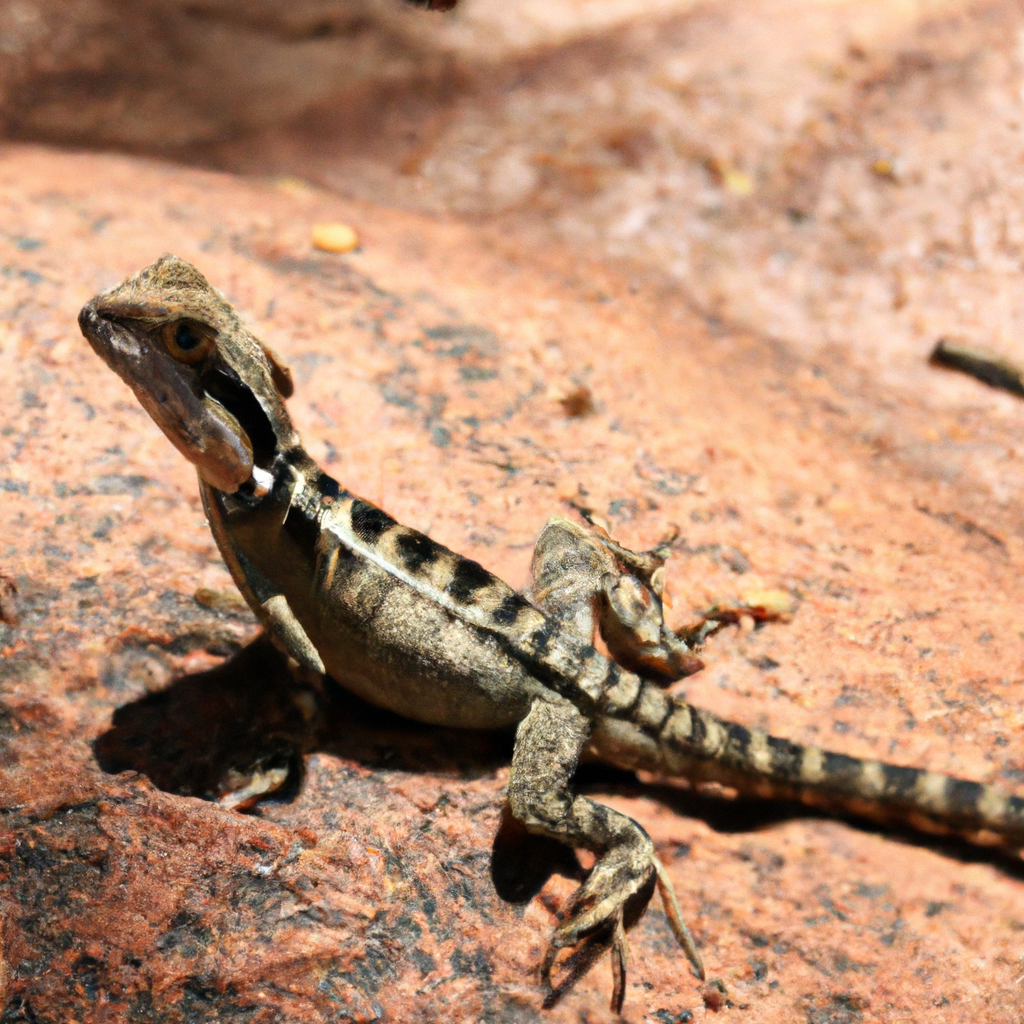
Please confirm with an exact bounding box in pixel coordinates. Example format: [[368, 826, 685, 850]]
[[79, 255, 298, 495]]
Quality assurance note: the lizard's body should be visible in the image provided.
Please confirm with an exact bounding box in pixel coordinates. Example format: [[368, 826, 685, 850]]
[[80, 256, 1024, 1011]]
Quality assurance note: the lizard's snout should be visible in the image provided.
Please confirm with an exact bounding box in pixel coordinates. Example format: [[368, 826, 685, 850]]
[[78, 294, 257, 495], [77, 302, 107, 348], [78, 302, 144, 365]]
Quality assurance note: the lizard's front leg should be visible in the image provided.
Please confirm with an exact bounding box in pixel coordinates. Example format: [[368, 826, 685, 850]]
[[531, 514, 788, 683], [530, 515, 704, 682], [509, 696, 702, 1011], [202, 483, 327, 676]]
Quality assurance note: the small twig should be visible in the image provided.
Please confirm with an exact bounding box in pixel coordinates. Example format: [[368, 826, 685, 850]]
[[930, 338, 1024, 398]]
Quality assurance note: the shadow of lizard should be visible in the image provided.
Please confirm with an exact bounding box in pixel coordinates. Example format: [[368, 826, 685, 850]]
[[94, 634, 1024, 904]]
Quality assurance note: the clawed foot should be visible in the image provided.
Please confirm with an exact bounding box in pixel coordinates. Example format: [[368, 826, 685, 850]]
[[565, 506, 792, 685], [540, 852, 704, 1012]]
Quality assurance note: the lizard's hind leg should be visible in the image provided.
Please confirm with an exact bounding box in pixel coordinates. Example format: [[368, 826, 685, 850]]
[[509, 695, 703, 1011], [530, 515, 703, 682]]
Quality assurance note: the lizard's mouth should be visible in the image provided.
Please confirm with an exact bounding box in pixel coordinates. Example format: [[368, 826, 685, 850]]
[[201, 363, 280, 470]]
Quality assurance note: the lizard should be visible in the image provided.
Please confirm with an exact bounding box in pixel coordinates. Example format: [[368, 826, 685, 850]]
[[79, 255, 1024, 1011]]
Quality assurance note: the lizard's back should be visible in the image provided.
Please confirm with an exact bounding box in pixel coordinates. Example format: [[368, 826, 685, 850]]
[[207, 449, 586, 730]]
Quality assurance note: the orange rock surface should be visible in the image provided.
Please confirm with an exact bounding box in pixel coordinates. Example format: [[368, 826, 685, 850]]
[[4, 2, 1024, 1021], [2, 142, 1023, 1023]]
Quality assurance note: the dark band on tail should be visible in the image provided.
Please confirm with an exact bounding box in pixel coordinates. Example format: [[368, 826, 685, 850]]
[[605, 678, 1024, 848]]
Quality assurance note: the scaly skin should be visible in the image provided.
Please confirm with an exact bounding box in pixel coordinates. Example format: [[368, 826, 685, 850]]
[[80, 256, 1024, 1011]]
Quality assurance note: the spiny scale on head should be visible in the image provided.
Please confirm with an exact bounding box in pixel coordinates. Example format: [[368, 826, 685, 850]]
[[100, 254, 244, 329]]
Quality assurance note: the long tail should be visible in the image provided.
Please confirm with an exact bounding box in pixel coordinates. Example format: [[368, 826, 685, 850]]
[[592, 677, 1024, 848]]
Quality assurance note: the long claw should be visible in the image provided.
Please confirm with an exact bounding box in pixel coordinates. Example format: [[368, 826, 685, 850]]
[[610, 908, 629, 1013], [654, 857, 705, 980], [541, 915, 632, 1013], [541, 931, 610, 1009]]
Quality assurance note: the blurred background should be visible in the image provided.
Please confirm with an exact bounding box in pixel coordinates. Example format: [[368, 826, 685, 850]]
[[7, 0, 1024, 403]]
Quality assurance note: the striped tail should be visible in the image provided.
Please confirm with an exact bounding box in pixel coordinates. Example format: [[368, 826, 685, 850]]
[[593, 678, 1024, 848]]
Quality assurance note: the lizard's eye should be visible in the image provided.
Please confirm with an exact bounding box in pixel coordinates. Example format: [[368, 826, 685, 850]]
[[163, 320, 215, 364]]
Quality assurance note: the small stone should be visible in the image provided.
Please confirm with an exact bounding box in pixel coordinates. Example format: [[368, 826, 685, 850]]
[[701, 979, 728, 1012], [312, 222, 360, 253], [557, 384, 594, 417], [0, 573, 19, 625], [739, 588, 795, 617], [706, 157, 753, 195], [871, 156, 900, 182], [194, 587, 247, 613]]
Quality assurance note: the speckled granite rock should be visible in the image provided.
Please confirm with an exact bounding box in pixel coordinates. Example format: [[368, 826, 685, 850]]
[[1, 145, 1024, 1023]]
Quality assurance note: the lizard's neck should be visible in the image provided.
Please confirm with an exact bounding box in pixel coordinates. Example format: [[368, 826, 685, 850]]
[[224, 440, 324, 505]]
